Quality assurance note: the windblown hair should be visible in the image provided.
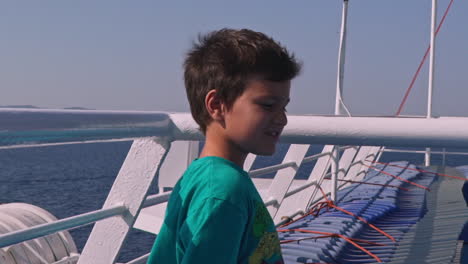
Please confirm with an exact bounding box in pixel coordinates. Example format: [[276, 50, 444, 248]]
[[184, 28, 301, 134]]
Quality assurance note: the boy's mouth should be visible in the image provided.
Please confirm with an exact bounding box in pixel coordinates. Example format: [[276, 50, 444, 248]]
[[266, 130, 281, 139]]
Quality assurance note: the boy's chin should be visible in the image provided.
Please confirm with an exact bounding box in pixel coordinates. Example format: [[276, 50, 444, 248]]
[[252, 147, 276, 156]]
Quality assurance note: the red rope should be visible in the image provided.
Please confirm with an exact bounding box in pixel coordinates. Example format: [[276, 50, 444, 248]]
[[277, 229, 383, 263], [276, 172, 403, 262], [367, 160, 468, 181], [281, 234, 386, 247], [324, 178, 410, 191], [395, 0, 455, 116], [363, 163, 430, 191], [279, 184, 396, 242]]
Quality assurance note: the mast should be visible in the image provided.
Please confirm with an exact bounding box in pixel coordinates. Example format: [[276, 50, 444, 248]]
[[426, 0, 437, 166], [332, 0, 349, 202], [335, 0, 349, 116]]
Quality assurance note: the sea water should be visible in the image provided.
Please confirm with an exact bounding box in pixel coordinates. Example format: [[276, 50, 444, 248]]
[[0, 141, 467, 262]]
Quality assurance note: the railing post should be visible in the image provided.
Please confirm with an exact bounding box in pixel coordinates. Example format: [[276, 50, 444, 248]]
[[266, 144, 309, 222], [78, 137, 171, 264], [330, 146, 340, 202], [442, 147, 446, 167]]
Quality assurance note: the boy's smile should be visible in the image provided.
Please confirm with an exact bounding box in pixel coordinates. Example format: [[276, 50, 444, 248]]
[[201, 77, 291, 167]]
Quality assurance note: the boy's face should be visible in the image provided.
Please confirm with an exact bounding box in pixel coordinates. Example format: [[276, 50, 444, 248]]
[[222, 77, 290, 157]]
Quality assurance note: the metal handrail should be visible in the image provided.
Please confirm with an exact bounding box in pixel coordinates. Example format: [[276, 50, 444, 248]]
[[3, 109, 468, 148], [126, 253, 149, 264], [143, 191, 172, 208], [383, 148, 468, 156], [0, 204, 127, 248]]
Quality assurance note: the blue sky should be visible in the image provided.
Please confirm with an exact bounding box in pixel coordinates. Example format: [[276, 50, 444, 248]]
[[1, 0, 467, 117]]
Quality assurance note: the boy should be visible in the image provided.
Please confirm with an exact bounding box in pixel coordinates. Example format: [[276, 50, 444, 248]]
[[148, 28, 301, 264]]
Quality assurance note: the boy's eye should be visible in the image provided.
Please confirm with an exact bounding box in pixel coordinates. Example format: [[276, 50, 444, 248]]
[[260, 103, 274, 110]]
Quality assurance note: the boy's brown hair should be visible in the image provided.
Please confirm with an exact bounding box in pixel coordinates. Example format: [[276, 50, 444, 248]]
[[184, 28, 301, 134]]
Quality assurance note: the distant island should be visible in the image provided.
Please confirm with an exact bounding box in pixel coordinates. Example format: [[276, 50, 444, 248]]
[[0, 105, 41, 109], [63, 107, 95, 110], [0, 105, 94, 110]]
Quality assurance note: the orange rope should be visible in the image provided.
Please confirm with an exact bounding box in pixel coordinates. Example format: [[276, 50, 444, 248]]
[[281, 234, 386, 247], [277, 229, 383, 263], [363, 163, 430, 191], [395, 0, 455, 116], [324, 178, 410, 191], [367, 160, 468, 181], [280, 184, 395, 242]]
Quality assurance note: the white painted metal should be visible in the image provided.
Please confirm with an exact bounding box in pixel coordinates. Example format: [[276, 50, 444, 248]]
[[135, 140, 198, 233], [187, 141, 199, 166], [249, 161, 296, 178], [336, 146, 375, 190], [78, 138, 171, 264], [425, 147, 431, 166], [428, 0, 437, 121], [265, 144, 309, 221], [158, 140, 195, 191], [338, 146, 358, 179], [375, 146, 385, 162], [0, 204, 125, 249], [0, 108, 171, 147], [244, 153, 257, 171], [133, 203, 168, 235], [442, 148, 446, 166], [52, 254, 80, 264], [142, 192, 172, 208], [170, 113, 468, 148], [352, 146, 381, 182], [273, 145, 334, 224], [383, 148, 468, 156], [0, 248, 15, 264], [3, 110, 468, 149], [134, 191, 172, 235], [332, 0, 350, 201], [279, 115, 468, 148], [426, 0, 437, 166], [335, 0, 349, 116], [330, 148, 339, 201], [125, 253, 149, 264]]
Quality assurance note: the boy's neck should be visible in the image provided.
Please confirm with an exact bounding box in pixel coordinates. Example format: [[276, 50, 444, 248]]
[[199, 128, 247, 169]]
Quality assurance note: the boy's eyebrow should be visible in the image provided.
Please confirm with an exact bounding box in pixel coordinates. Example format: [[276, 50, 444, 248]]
[[258, 96, 290, 103]]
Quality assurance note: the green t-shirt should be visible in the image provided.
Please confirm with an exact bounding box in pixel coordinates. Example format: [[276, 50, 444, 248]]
[[147, 156, 284, 264]]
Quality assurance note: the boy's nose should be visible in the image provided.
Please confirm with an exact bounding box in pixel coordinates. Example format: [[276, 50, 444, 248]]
[[273, 110, 288, 127]]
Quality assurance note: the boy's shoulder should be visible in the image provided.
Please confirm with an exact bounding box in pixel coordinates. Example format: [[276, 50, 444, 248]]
[[182, 156, 257, 205]]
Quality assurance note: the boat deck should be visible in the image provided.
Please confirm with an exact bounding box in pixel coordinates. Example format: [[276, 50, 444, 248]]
[[278, 163, 468, 263]]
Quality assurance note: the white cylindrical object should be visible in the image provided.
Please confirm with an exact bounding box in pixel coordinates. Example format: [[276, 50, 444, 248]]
[[0, 203, 78, 264], [170, 113, 468, 148]]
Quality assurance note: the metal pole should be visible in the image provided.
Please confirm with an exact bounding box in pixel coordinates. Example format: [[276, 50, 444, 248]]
[[335, 0, 349, 116], [425, 0, 437, 166], [442, 147, 446, 167], [332, 0, 349, 201], [331, 146, 339, 202]]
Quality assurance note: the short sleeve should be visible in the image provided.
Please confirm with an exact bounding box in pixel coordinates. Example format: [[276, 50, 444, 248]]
[[178, 197, 247, 264]]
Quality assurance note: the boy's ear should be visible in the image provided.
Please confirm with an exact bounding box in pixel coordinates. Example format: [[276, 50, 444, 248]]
[[205, 89, 225, 122]]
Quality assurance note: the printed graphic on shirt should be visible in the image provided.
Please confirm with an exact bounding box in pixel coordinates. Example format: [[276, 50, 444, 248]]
[[249, 201, 284, 264]]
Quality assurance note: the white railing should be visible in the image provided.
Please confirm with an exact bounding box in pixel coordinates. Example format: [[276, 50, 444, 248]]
[[0, 205, 126, 248], [1, 109, 468, 263]]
